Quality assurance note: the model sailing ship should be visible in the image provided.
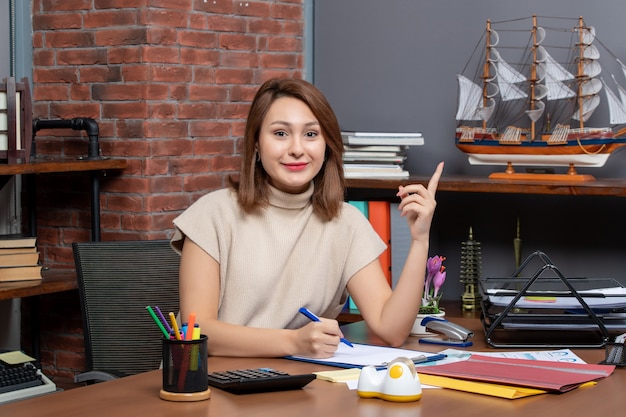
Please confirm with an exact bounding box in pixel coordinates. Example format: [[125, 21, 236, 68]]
[[455, 15, 626, 178]]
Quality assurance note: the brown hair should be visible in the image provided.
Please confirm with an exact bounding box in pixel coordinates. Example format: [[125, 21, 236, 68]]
[[230, 78, 345, 221]]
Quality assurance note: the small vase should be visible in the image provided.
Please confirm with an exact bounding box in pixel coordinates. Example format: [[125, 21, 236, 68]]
[[410, 311, 446, 336]]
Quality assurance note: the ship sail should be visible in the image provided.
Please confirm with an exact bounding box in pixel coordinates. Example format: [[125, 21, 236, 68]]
[[572, 25, 602, 123], [603, 78, 626, 125], [536, 45, 576, 100], [492, 49, 528, 101], [456, 74, 496, 121]]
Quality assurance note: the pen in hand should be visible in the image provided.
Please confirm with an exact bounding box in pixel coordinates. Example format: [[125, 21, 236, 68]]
[[299, 307, 354, 348]]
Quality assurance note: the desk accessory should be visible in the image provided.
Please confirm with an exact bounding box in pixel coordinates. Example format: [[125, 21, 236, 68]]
[[601, 333, 626, 366], [418, 316, 474, 347], [357, 357, 422, 402], [206, 368, 315, 394], [160, 335, 210, 402], [460, 227, 482, 311], [479, 251, 624, 348]]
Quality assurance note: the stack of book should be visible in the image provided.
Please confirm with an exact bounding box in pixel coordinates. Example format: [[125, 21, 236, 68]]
[[341, 131, 424, 179], [0, 234, 42, 282]]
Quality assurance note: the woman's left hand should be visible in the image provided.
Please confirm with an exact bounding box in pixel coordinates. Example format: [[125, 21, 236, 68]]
[[396, 162, 444, 241]]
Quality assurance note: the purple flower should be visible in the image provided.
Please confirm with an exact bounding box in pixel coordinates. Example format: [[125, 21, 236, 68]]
[[421, 255, 446, 314]]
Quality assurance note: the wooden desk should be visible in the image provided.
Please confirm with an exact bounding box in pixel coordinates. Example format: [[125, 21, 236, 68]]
[[2, 317, 623, 417]]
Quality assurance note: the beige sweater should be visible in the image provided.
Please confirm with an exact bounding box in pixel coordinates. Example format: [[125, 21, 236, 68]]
[[171, 183, 386, 329]]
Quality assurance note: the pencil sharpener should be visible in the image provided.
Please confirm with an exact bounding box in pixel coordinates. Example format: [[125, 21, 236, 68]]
[[357, 357, 422, 402]]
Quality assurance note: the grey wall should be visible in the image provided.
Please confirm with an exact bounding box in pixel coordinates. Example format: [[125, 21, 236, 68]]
[[314, 0, 626, 301], [314, 0, 626, 178]]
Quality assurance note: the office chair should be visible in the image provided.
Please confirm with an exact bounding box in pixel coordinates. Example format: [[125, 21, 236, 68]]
[[72, 240, 180, 383]]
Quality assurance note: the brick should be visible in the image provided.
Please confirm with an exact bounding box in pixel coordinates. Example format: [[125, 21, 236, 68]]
[[267, 37, 301, 52], [79, 66, 123, 83], [106, 194, 144, 212], [46, 31, 95, 48], [177, 30, 219, 48], [217, 102, 250, 119], [180, 47, 220, 66], [84, 10, 138, 29], [206, 15, 247, 32], [95, 28, 148, 46], [103, 101, 149, 119], [210, 154, 241, 172], [33, 13, 83, 30], [271, 3, 303, 20], [178, 102, 217, 119], [33, 68, 79, 83], [92, 84, 144, 100], [220, 51, 260, 68], [145, 193, 186, 211], [42, 0, 91, 12], [170, 157, 211, 174], [188, 85, 229, 102], [260, 52, 299, 68], [150, 137, 194, 155], [49, 102, 100, 119], [215, 68, 254, 84], [234, 1, 270, 18], [34, 84, 71, 101], [189, 121, 232, 138], [108, 46, 143, 64], [140, 8, 188, 28], [143, 46, 181, 64], [219, 33, 257, 51], [194, 138, 236, 155], [151, 65, 193, 82], [146, 27, 178, 45], [144, 121, 189, 139], [183, 173, 226, 193]]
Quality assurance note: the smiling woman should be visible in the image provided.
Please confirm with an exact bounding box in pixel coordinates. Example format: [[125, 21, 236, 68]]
[[257, 96, 327, 194], [170, 78, 444, 360]]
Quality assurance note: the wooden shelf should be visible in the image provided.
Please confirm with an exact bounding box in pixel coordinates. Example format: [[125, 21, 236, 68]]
[[347, 175, 626, 198], [0, 268, 77, 301], [0, 156, 127, 176]]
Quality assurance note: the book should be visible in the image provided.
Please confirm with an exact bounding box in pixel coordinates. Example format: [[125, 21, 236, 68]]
[[341, 131, 424, 146], [0, 246, 37, 255], [344, 166, 409, 179], [0, 265, 43, 282], [0, 234, 37, 249], [368, 201, 391, 286], [0, 251, 40, 267], [347, 201, 369, 310]]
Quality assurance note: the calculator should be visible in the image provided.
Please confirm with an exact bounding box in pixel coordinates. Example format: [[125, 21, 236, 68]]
[[206, 368, 316, 394]]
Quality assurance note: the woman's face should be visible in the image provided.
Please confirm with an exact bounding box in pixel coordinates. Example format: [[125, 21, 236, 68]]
[[257, 96, 327, 194]]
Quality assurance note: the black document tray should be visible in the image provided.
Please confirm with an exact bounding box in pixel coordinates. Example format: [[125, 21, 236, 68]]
[[479, 251, 625, 348]]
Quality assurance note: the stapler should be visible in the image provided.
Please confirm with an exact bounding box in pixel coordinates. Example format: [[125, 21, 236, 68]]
[[418, 316, 473, 347]]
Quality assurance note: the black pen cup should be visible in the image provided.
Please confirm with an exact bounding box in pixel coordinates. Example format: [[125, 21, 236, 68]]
[[160, 335, 211, 401]]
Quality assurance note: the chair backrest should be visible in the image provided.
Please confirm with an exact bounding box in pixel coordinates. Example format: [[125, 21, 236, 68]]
[[72, 240, 180, 376]]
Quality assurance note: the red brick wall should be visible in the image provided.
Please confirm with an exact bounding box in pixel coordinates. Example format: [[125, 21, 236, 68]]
[[24, 0, 305, 380]]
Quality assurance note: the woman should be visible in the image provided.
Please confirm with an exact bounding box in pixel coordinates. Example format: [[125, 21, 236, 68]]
[[171, 78, 443, 358]]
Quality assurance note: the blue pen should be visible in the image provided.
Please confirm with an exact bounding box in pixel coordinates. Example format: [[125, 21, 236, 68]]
[[299, 307, 354, 348]]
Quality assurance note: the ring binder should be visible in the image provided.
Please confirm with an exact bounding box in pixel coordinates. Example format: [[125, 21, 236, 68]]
[[479, 251, 622, 348]]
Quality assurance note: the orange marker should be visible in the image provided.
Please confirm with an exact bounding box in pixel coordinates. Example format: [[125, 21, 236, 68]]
[[185, 312, 196, 341]]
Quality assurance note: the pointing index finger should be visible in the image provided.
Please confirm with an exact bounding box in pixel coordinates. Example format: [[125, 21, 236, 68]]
[[427, 162, 444, 197]]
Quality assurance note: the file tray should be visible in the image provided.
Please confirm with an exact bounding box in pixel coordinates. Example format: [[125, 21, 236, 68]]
[[479, 251, 625, 348], [601, 342, 626, 367]]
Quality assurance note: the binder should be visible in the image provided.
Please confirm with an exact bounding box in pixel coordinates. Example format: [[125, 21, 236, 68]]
[[368, 201, 391, 286]]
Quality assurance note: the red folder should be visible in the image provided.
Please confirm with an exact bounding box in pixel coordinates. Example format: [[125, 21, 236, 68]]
[[416, 355, 615, 392]]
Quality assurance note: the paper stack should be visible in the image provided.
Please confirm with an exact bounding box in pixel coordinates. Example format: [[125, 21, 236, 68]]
[[341, 131, 424, 179]]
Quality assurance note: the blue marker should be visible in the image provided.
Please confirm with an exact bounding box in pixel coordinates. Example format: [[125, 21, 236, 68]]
[[298, 307, 353, 348]]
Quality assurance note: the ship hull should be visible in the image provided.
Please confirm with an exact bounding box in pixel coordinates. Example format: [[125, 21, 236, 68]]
[[455, 134, 626, 167]]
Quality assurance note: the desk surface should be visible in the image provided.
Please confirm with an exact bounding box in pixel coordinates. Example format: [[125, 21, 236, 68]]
[[2, 315, 623, 416]]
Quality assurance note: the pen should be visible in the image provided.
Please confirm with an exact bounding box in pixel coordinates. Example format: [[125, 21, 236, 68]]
[[146, 306, 169, 338], [169, 312, 182, 340], [299, 307, 353, 348], [155, 306, 173, 334]]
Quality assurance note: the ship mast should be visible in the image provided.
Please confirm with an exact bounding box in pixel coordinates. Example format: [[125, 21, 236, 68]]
[[577, 16, 585, 131], [482, 19, 492, 132], [529, 15, 539, 140]]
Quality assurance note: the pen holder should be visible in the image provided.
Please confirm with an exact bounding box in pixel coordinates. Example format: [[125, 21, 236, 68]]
[[160, 335, 211, 401]]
